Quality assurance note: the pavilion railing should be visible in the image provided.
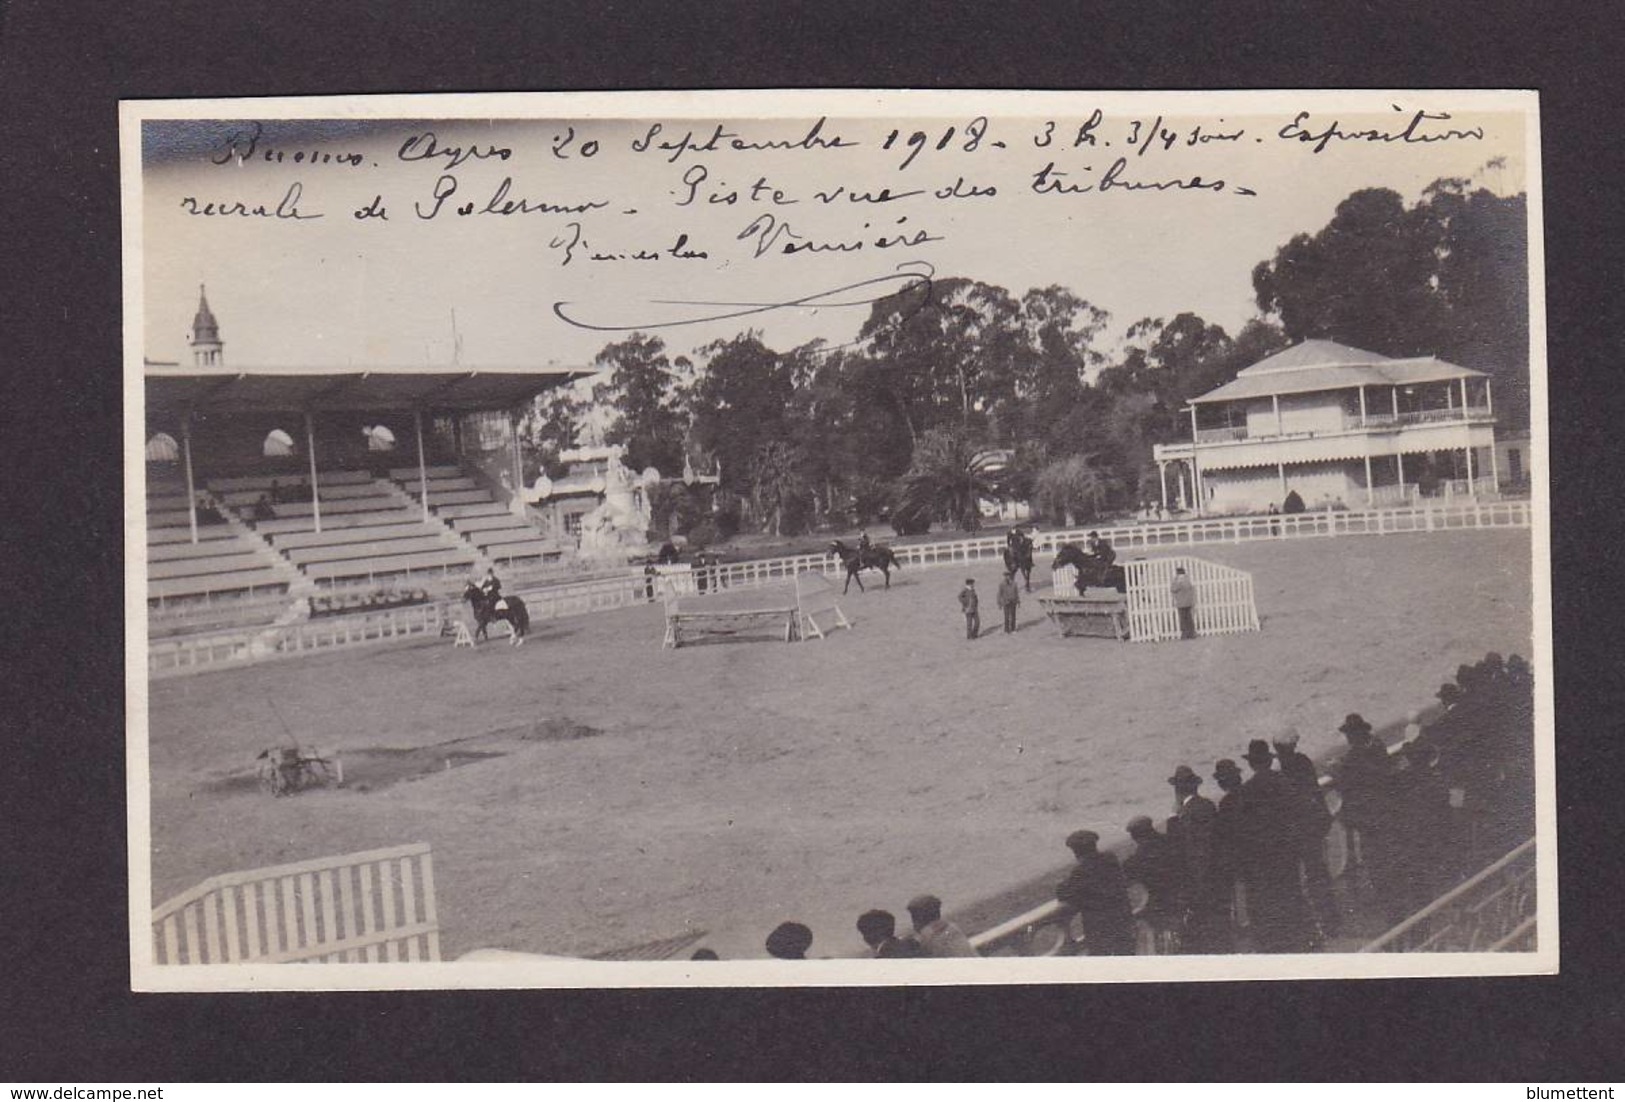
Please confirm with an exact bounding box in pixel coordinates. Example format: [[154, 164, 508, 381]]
[[1360, 838, 1537, 953]]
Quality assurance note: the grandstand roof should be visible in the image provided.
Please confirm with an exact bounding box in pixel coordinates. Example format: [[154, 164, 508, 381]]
[[144, 362, 593, 416], [1190, 341, 1486, 405]]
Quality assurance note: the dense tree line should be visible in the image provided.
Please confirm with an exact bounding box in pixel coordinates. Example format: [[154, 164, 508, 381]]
[[523, 178, 1528, 541]]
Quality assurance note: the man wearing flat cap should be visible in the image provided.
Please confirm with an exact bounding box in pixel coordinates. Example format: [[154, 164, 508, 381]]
[[1124, 816, 1183, 952], [1236, 738, 1315, 953], [1166, 764, 1230, 953], [1055, 830, 1136, 955]]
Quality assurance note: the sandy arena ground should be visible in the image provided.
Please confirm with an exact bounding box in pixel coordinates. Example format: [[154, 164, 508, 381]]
[[142, 529, 1534, 960]]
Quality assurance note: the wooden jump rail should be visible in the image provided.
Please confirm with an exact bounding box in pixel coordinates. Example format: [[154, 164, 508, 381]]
[[663, 603, 800, 648], [660, 571, 850, 648], [151, 842, 440, 965]]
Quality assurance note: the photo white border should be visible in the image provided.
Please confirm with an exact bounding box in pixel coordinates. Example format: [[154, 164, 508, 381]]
[[122, 87, 1554, 991]]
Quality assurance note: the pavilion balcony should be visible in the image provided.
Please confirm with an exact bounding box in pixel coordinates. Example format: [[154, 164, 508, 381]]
[[1350, 406, 1494, 430]]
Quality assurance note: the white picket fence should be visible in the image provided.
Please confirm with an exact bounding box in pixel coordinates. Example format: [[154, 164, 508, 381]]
[[152, 842, 440, 965], [147, 500, 1530, 675], [1123, 555, 1260, 643], [1049, 556, 1259, 643]]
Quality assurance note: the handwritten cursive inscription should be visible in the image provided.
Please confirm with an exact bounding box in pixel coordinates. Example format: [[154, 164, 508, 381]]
[[415, 175, 610, 220], [737, 213, 943, 259], [1278, 107, 1485, 154], [180, 182, 323, 219], [397, 130, 514, 170], [631, 117, 857, 164], [210, 122, 366, 167]]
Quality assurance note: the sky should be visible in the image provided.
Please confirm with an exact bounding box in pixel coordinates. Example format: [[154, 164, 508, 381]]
[[133, 91, 1531, 373]]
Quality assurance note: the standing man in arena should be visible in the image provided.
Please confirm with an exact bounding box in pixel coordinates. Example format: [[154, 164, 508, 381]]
[[1171, 566, 1197, 639], [997, 570, 1022, 634], [958, 578, 980, 640]]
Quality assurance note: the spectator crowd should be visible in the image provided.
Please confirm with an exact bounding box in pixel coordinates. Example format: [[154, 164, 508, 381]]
[[703, 650, 1535, 961]]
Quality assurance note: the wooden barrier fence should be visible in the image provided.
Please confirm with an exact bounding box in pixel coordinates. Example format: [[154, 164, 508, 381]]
[[152, 842, 440, 965], [1122, 555, 1261, 643]]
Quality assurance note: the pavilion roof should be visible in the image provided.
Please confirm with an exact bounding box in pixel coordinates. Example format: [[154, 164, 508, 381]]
[[1190, 341, 1486, 405], [144, 362, 592, 417]]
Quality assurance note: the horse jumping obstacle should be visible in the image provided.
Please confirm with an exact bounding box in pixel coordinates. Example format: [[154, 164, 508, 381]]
[[152, 842, 441, 965], [1042, 555, 1259, 643], [660, 571, 851, 649]]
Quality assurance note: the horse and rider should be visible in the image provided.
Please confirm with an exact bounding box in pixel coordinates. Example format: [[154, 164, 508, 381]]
[[1002, 527, 1036, 592], [1053, 530, 1126, 596], [462, 568, 530, 645], [830, 531, 902, 594]]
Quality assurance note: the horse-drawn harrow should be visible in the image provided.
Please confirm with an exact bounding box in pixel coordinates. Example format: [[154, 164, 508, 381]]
[[256, 744, 343, 797]]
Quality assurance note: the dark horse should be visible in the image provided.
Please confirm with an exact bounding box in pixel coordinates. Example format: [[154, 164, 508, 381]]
[[829, 539, 902, 594], [1002, 531, 1036, 592], [463, 583, 531, 645], [1053, 544, 1126, 595]]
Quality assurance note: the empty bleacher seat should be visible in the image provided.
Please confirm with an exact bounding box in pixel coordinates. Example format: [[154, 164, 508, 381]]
[[149, 567, 288, 601], [252, 510, 424, 536], [269, 522, 446, 551], [149, 527, 239, 546], [307, 548, 476, 584], [451, 513, 533, 535], [148, 551, 267, 580], [287, 535, 460, 567], [397, 476, 480, 494], [388, 465, 463, 481], [148, 535, 259, 562], [424, 489, 494, 507], [271, 496, 402, 518], [434, 502, 511, 519]]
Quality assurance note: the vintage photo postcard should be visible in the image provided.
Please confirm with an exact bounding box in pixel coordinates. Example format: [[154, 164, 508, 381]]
[[123, 89, 1551, 991]]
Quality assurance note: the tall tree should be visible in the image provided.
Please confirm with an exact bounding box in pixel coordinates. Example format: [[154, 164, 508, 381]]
[[1034, 453, 1117, 526], [858, 277, 1025, 440], [1252, 188, 1446, 356], [594, 334, 689, 475], [1252, 178, 1528, 427], [687, 333, 799, 512], [521, 384, 588, 479]]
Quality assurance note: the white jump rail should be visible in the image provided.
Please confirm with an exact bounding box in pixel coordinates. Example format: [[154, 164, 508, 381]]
[[152, 842, 440, 965], [148, 501, 1530, 675]]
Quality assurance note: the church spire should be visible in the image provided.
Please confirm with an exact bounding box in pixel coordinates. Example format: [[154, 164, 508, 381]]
[[190, 284, 223, 367]]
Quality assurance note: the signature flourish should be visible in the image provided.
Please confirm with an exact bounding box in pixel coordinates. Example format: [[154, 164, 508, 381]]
[[550, 262, 936, 333]]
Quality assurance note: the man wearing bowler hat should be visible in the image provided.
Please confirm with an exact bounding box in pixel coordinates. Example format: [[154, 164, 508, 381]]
[[1237, 738, 1316, 953], [1166, 764, 1230, 953], [1273, 727, 1339, 938], [1211, 758, 1247, 941], [1336, 712, 1403, 923]]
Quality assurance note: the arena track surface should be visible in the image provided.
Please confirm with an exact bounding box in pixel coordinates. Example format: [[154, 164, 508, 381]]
[[144, 530, 1534, 960]]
